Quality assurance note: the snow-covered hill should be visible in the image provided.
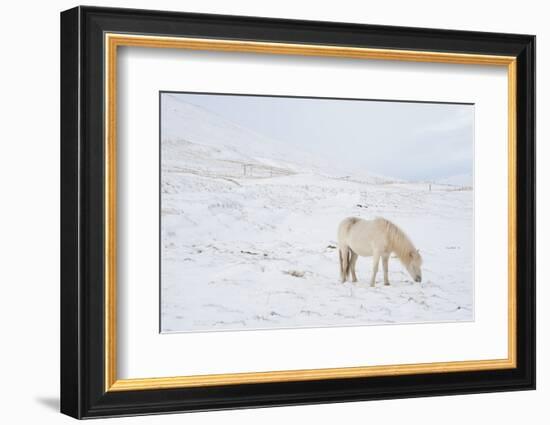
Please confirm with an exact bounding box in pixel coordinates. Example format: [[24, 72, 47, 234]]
[[162, 94, 334, 176], [160, 96, 474, 333]]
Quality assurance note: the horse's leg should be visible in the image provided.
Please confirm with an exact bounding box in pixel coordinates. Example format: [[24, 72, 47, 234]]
[[339, 246, 349, 283], [370, 252, 380, 287], [382, 254, 390, 286], [349, 251, 358, 283]]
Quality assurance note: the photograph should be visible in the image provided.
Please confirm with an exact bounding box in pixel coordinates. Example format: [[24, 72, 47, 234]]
[[160, 92, 474, 333], [58, 4, 535, 419]]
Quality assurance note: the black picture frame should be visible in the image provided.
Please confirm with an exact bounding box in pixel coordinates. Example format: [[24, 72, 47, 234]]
[[61, 5, 535, 419]]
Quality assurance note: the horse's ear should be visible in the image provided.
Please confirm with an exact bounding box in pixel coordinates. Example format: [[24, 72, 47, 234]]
[[417, 249, 420, 253]]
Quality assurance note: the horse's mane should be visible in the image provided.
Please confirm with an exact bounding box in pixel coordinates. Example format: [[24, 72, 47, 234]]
[[378, 218, 417, 265]]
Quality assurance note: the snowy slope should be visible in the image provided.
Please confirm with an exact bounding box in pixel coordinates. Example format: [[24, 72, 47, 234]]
[[162, 94, 333, 176], [160, 97, 474, 333]]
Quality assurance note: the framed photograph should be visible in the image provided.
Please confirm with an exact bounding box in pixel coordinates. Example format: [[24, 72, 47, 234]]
[[60, 6, 535, 419]]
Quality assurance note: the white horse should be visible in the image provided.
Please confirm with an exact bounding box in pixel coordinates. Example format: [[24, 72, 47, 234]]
[[337, 217, 422, 286]]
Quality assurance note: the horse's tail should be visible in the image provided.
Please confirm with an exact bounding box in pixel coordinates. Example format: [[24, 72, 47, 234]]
[[338, 246, 350, 282], [338, 249, 344, 280], [344, 250, 352, 279], [338, 218, 359, 283]]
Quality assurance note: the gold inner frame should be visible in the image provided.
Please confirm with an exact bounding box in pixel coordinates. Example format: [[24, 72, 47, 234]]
[[104, 33, 517, 392]]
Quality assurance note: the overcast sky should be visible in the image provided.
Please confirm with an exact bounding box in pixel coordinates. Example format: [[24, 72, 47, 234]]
[[166, 92, 474, 182]]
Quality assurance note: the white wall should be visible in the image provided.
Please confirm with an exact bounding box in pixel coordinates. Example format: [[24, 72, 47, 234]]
[[0, 0, 545, 423]]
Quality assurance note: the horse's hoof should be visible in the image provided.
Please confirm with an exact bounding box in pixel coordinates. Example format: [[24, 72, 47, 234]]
[[370, 283, 375, 287], [384, 282, 390, 286]]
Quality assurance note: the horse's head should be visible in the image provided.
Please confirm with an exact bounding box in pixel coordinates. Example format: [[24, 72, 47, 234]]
[[406, 249, 423, 283]]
